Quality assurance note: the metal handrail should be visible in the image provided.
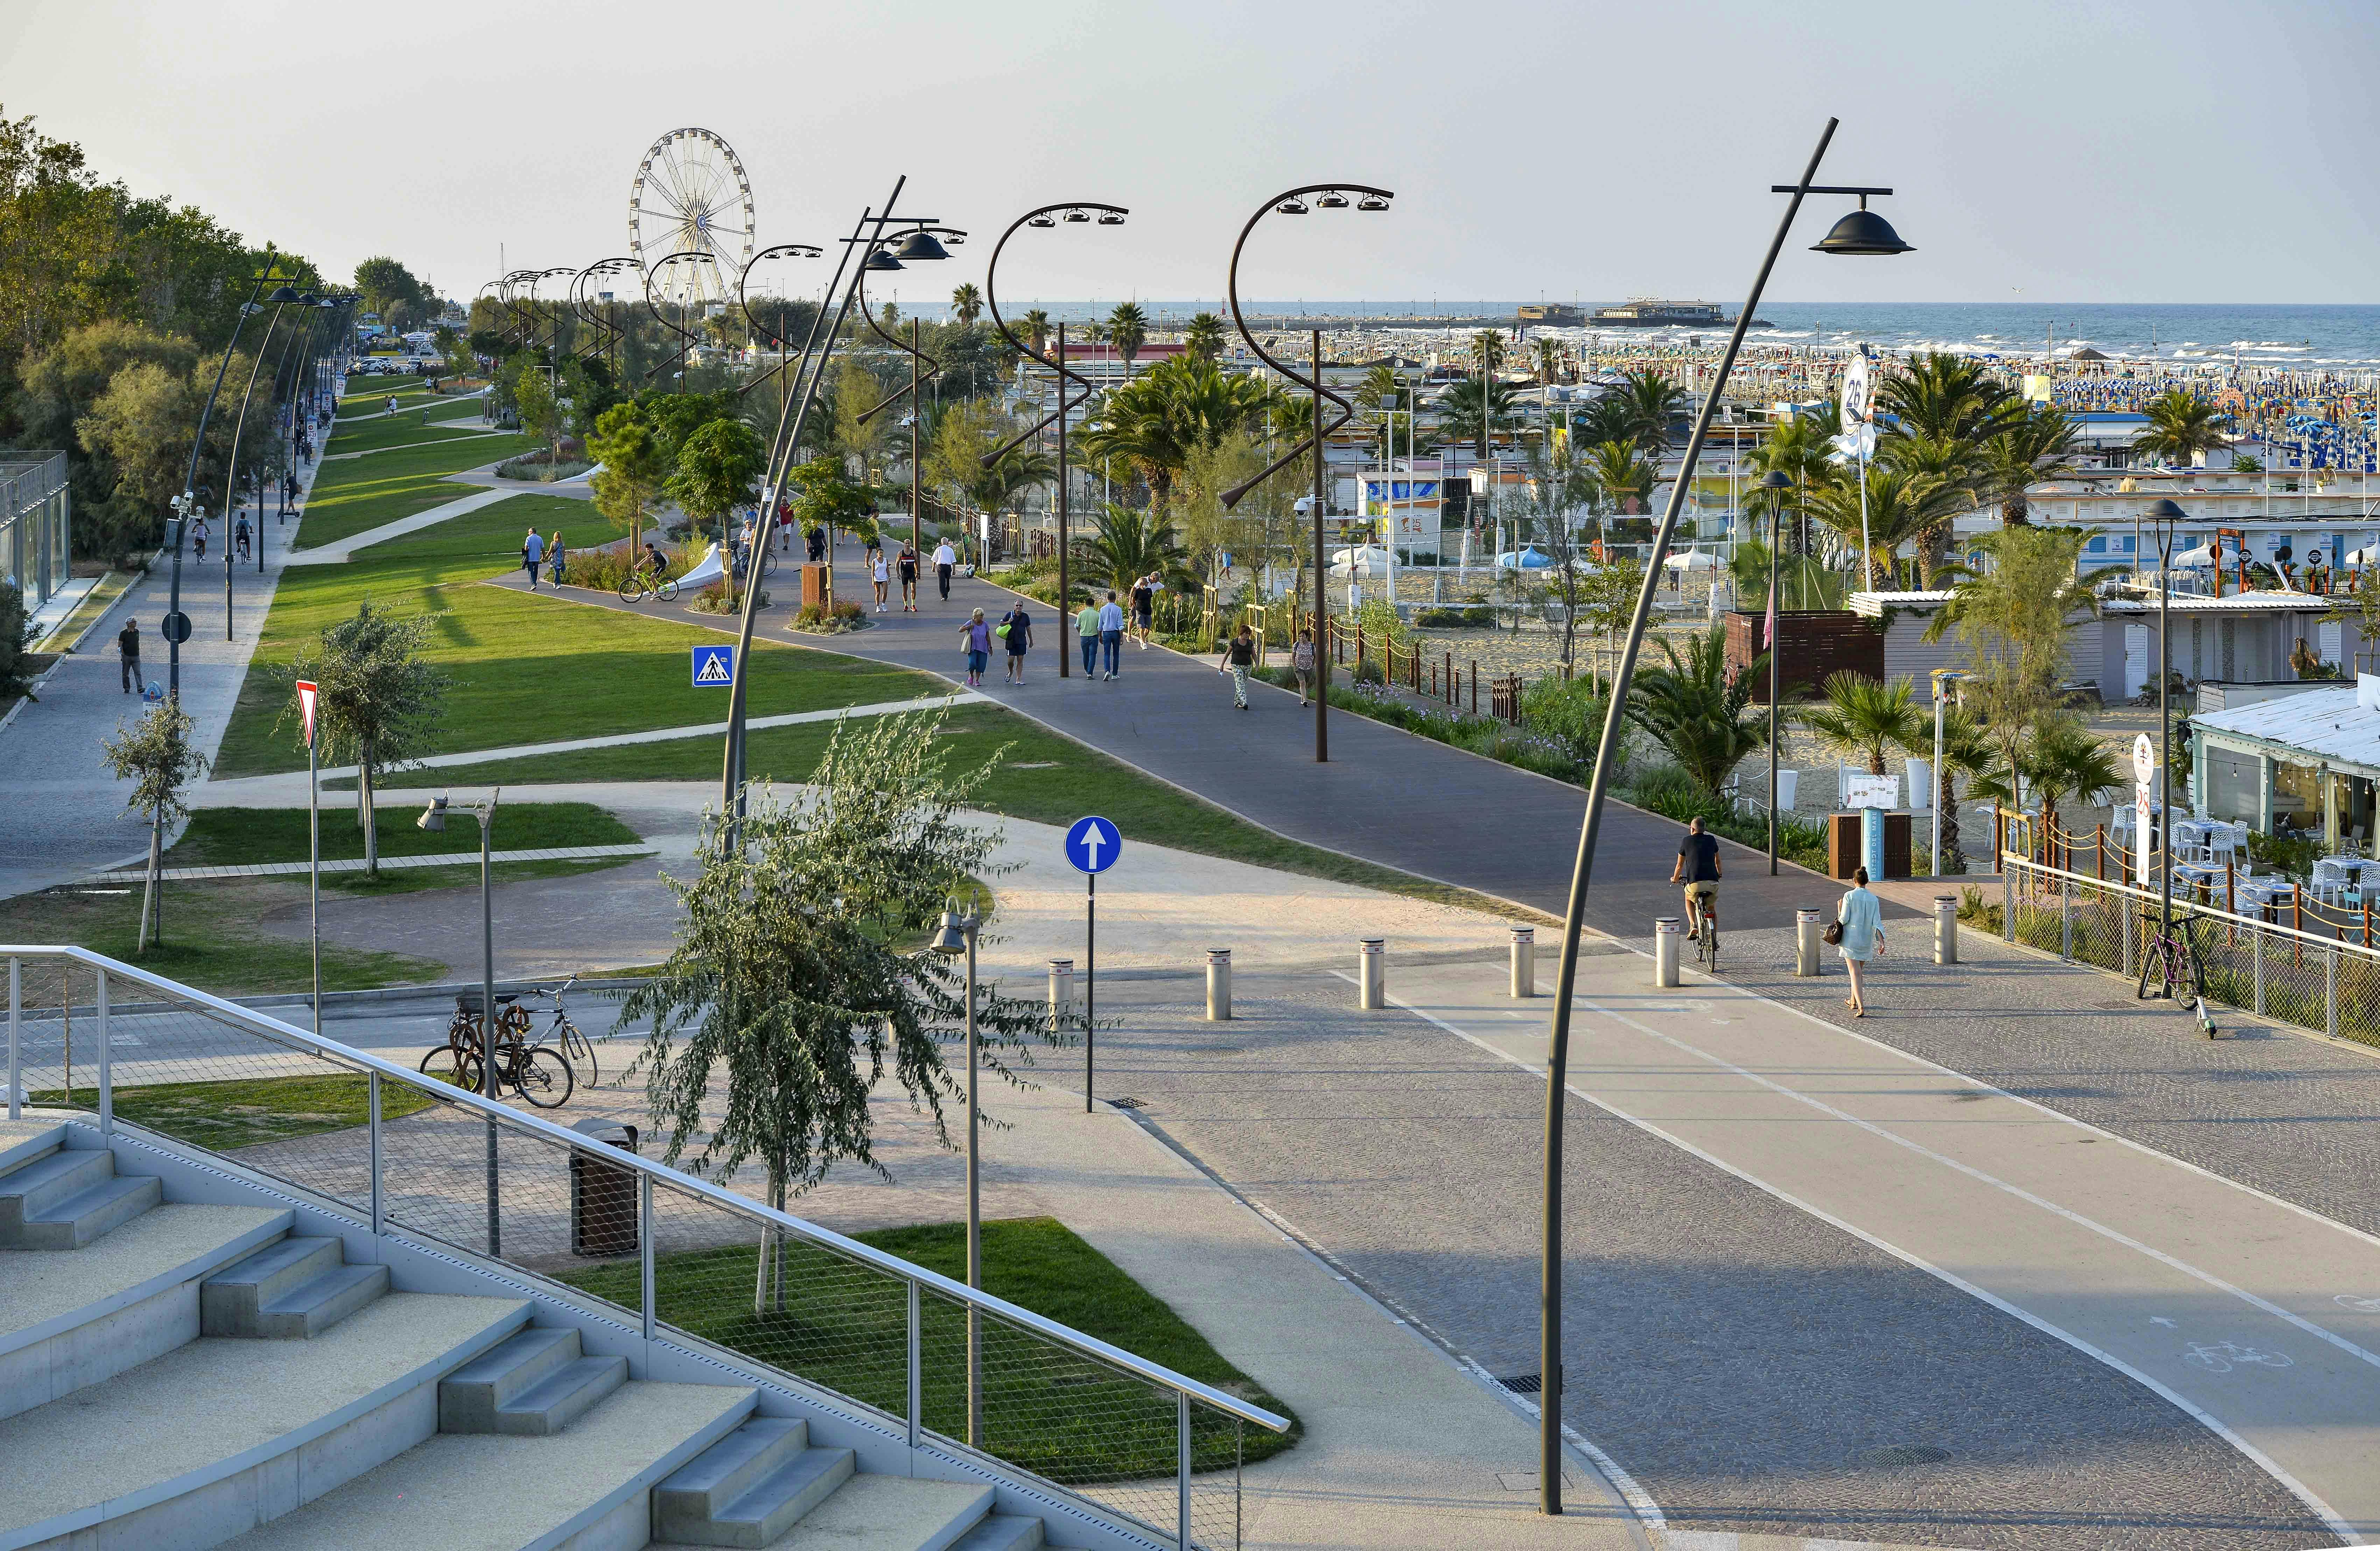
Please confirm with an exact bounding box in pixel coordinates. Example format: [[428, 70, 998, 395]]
[[0, 943, 1289, 1437], [1998, 861, 2378, 961]]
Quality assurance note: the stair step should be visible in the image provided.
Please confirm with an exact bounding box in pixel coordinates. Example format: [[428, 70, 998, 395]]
[[492, 1353, 628, 1436], [0, 1119, 68, 1178], [950, 1514, 1048, 1551], [653, 1416, 810, 1535], [204, 1237, 390, 1338], [440, 1324, 592, 1431], [0, 1146, 127, 1245], [761, 1475, 998, 1551], [13, 1170, 162, 1248]]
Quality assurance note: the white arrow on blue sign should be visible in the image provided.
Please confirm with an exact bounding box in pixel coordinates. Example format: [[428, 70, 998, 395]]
[[691, 645, 736, 686], [1063, 816, 1121, 875]]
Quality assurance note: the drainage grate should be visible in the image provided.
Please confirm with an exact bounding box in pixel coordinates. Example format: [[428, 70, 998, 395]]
[[1109, 1096, 1143, 1111], [1860, 1444, 1951, 1466], [1498, 1374, 1540, 1394]]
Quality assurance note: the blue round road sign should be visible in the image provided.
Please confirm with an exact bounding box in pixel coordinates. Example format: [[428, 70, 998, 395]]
[[1063, 816, 1121, 875]]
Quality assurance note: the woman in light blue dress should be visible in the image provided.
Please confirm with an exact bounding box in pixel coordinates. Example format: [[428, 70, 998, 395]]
[[1837, 867, 1884, 1017]]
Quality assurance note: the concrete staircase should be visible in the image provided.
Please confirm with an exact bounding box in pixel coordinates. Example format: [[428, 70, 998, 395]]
[[0, 1115, 1086, 1550]]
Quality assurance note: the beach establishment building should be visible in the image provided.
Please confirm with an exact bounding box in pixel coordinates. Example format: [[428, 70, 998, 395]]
[[2188, 676, 2380, 849], [1848, 589, 2362, 701], [1954, 468, 2380, 576]]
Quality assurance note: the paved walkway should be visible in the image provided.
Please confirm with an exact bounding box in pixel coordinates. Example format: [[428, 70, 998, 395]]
[[86, 841, 655, 883], [284, 487, 518, 564], [319, 428, 515, 462]]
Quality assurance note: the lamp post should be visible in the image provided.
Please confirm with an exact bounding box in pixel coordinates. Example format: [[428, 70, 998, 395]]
[[735, 244, 824, 416], [1218, 184, 1396, 761], [573, 258, 641, 386], [420, 788, 504, 1256], [1535, 120, 1911, 1517], [169, 252, 293, 700], [930, 898, 985, 1445], [2145, 498, 2188, 935], [217, 288, 314, 623], [1758, 468, 1792, 873], [981, 203, 1130, 679], [856, 226, 964, 570], [643, 254, 716, 385]]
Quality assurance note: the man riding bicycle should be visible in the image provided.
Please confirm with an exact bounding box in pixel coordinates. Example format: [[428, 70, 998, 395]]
[[1670, 815, 1721, 940]]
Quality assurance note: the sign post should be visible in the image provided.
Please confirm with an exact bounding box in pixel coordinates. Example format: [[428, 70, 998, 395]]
[[691, 644, 736, 686], [1062, 816, 1122, 1111], [2133, 733, 2156, 885], [296, 679, 321, 1034], [1842, 768, 1897, 879]]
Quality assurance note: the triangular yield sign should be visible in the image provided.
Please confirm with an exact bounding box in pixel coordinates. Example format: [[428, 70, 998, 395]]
[[296, 679, 318, 746]]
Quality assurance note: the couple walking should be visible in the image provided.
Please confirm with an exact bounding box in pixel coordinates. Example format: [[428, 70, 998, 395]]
[[961, 602, 1033, 688]]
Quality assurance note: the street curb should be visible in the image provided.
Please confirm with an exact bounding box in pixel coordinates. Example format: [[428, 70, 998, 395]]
[[31, 975, 654, 1021]]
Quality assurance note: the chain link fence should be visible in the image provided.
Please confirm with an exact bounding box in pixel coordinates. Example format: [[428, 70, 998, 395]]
[[2, 947, 1280, 1550]]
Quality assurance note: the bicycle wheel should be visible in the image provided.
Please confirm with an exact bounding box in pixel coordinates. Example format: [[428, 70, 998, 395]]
[[617, 575, 644, 603], [2183, 946, 2207, 1006], [513, 1046, 575, 1109], [2137, 942, 2168, 1000], [558, 1017, 598, 1090], [420, 1043, 483, 1092], [656, 575, 679, 602]]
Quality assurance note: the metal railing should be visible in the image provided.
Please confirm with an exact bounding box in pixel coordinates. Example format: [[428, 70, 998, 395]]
[[1, 946, 1285, 1550], [1996, 859, 2380, 1048]]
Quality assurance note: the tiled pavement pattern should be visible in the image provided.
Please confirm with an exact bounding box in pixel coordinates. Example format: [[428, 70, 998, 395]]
[[1039, 962, 2334, 1551]]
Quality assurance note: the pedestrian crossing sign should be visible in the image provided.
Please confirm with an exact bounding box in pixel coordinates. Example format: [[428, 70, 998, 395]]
[[691, 645, 736, 686]]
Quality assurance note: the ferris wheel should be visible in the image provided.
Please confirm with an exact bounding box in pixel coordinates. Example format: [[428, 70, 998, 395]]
[[628, 127, 754, 311]]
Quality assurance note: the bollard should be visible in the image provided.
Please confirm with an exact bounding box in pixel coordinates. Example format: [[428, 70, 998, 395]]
[[1795, 908, 1823, 977], [1934, 895, 1959, 965], [1047, 959, 1074, 1034], [1510, 927, 1536, 998], [1653, 918, 1682, 988], [1206, 949, 1231, 1021], [1358, 939, 1385, 1009]]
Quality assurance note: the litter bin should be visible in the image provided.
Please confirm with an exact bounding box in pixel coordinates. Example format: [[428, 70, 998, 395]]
[[569, 1119, 640, 1257]]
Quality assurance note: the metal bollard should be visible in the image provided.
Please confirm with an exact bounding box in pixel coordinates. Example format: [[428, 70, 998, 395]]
[[1358, 939, 1385, 1009], [1510, 927, 1536, 999], [1795, 909, 1823, 977], [1934, 895, 1958, 965], [1206, 949, 1231, 1021], [1047, 959, 1074, 1034], [1654, 918, 1682, 988]]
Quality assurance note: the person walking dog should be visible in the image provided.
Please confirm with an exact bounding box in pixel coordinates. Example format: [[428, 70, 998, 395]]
[[1833, 867, 1884, 1017]]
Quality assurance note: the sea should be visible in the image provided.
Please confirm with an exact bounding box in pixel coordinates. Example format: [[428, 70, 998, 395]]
[[962, 301, 2380, 370]]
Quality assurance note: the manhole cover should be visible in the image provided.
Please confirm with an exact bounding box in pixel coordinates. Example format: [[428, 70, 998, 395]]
[[1859, 1444, 1951, 1466]]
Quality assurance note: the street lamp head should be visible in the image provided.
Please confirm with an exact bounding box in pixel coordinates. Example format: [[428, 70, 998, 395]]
[[1811, 205, 1915, 256], [1315, 191, 1350, 209], [894, 228, 952, 262], [2143, 498, 2189, 522], [1356, 194, 1391, 212], [1757, 470, 1793, 490], [928, 905, 968, 956], [1275, 197, 1310, 216], [1061, 208, 1091, 224], [416, 794, 449, 833], [297, 291, 318, 305], [864, 247, 904, 272], [1096, 212, 1125, 226], [268, 285, 302, 303], [1028, 214, 1056, 229]]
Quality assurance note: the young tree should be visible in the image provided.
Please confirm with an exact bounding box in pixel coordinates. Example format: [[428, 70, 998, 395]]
[[1925, 525, 2103, 802], [280, 601, 450, 876], [667, 416, 766, 540], [618, 707, 1058, 1308], [2324, 566, 2380, 674], [588, 401, 669, 556], [99, 699, 208, 952], [1801, 671, 1924, 776], [514, 365, 562, 478]]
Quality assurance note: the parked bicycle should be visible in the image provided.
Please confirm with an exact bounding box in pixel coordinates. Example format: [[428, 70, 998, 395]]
[[618, 564, 680, 604], [517, 976, 600, 1091], [420, 991, 576, 1107], [2136, 907, 2217, 1035]]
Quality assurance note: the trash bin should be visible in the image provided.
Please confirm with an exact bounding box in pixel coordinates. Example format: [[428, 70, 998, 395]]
[[568, 1119, 640, 1257]]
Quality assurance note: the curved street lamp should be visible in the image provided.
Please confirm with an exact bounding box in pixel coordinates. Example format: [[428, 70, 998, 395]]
[[527, 267, 575, 363], [980, 202, 1129, 677], [1533, 118, 1911, 1519], [643, 253, 717, 383], [1218, 183, 1395, 760], [213, 285, 309, 632], [501, 269, 541, 355], [735, 243, 823, 405], [1756, 468, 1794, 873], [856, 225, 962, 572], [572, 258, 641, 383]]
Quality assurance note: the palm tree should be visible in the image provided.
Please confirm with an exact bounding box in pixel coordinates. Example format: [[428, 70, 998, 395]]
[[1899, 703, 1992, 873], [1472, 329, 1507, 374], [1620, 367, 1686, 450], [2133, 388, 2231, 468], [949, 283, 983, 326], [1083, 503, 1193, 591], [1075, 354, 1280, 504], [1924, 524, 2105, 788], [1573, 392, 1638, 450], [1875, 429, 1983, 578], [1106, 302, 1149, 380], [1533, 337, 1565, 384], [2005, 714, 2122, 843], [1974, 404, 2079, 528], [1018, 309, 1051, 359], [1581, 438, 1661, 517], [1184, 312, 1226, 363], [1801, 671, 1924, 775], [1802, 466, 1966, 586], [1438, 377, 1520, 453], [1361, 364, 1405, 412], [1745, 404, 1838, 557], [1876, 351, 2009, 443], [1626, 625, 1772, 796]]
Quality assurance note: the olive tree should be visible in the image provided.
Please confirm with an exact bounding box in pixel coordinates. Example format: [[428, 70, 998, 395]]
[[279, 600, 449, 876], [99, 699, 208, 952]]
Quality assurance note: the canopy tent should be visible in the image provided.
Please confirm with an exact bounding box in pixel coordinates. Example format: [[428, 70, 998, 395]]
[[1496, 546, 1555, 570]]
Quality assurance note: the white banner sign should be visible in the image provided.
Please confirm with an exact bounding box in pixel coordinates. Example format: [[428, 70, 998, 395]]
[[1841, 769, 1898, 811]]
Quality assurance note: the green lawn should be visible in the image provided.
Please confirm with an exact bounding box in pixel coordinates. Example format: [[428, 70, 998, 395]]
[[553, 1217, 1296, 1481], [217, 496, 942, 777], [294, 432, 536, 550], [168, 803, 639, 867], [35, 1073, 436, 1152], [416, 700, 1542, 917], [0, 879, 444, 994], [322, 416, 504, 455]]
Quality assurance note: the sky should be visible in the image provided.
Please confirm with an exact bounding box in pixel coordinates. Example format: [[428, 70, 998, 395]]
[[3, 0, 2376, 312]]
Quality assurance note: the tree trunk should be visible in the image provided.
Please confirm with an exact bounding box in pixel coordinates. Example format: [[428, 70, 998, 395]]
[[361, 738, 379, 878], [1938, 765, 1965, 873], [137, 808, 163, 952]]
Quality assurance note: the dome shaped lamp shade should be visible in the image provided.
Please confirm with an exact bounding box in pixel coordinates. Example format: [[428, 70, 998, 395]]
[[864, 247, 904, 272], [1356, 194, 1391, 212], [893, 228, 950, 261], [1096, 212, 1124, 226], [1275, 198, 1309, 215], [1061, 209, 1091, 223], [268, 285, 303, 303], [1315, 191, 1350, 209], [1028, 214, 1056, 229], [1811, 206, 1914, 256]]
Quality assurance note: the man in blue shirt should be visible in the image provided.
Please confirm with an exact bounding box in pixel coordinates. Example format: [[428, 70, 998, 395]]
[[1096, 591, 1126, 680]]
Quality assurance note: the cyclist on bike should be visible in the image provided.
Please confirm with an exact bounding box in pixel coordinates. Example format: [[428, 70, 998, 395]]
[[642, 539, 668, 578], [1670, 816, 1721, 936]]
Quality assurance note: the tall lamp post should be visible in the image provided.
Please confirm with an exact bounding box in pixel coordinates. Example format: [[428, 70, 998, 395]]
[[735, 244, 824, 415], [981, 203, 1130, 679], [1535, 120, 1911, 1516], [929, 898, 985, 1445], [217, 288, 315, 626], [1758, 468, 1792, 873], [420, 788, 504, 1255], [2144, 498, 2188, 935], [573, 258, 641, 385], [643, 255, 716, 385], [856, 226, 965, 567], [1217, 184, 1396, 760]]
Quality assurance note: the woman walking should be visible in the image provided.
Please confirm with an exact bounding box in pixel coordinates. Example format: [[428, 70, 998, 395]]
[[871, 545, 891, 612], [959, 608, 993, 688], [547, 531, 566, 587], [1835, 866, 1884, 1017], [1217, 622, 1257, 709], [1001, 601, 1033, 684], [1290, 627, 1317, 706]]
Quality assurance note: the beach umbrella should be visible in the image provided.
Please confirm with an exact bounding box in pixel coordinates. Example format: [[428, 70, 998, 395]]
[[1497, 545, 1554, 570], [1662, 549, 1722, 571]]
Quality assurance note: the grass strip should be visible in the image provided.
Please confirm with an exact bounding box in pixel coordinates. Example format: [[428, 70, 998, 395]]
[[166, 803, 639, 867], [0, 879, 444, 995], [553, 1216, 1297, 1481], [294, 432, 536, 550], [33, 1073, 435, 1152], [32, 568, 138, 653]]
